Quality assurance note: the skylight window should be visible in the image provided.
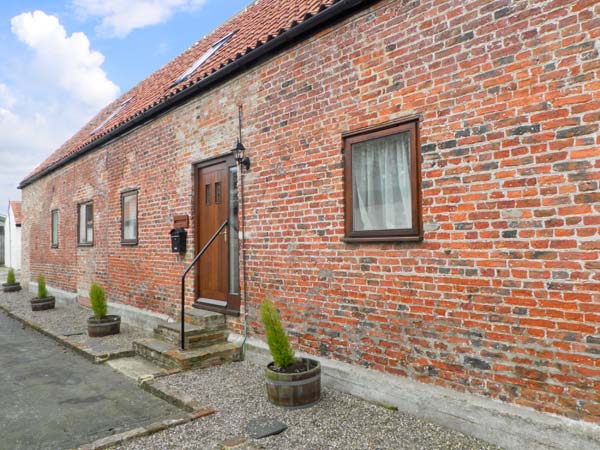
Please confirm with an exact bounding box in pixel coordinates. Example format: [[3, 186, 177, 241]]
[[173, 30, 237, 85], [90, 97, 134, 136]]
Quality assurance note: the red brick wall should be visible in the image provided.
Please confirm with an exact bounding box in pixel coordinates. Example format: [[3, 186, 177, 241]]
[[22, 0, 600, 422]]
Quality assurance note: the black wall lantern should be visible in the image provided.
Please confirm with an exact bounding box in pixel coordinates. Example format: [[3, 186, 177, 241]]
[[233, 140, 250, 171]]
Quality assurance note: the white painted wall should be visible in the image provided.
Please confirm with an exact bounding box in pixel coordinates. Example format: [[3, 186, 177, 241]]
[[4, 204, 21, 270], [0, 215, 5, 266]]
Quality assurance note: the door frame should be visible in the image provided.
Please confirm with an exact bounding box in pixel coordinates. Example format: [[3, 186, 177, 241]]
[[193, 153, 241, 316]]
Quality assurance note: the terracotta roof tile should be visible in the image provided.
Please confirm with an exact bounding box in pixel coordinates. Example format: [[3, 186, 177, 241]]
[[9, 201, 22, 225], [22, 0, 339, 185]]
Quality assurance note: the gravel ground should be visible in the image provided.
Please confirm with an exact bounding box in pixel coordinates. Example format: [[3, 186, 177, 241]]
[[0, 288, 148, 354], [118, 360, 503, 450]]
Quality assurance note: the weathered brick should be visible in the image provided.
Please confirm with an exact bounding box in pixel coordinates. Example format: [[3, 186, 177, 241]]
[[510, 124, 540, 136], [574, 193, 600, 204], [464, 357, 491, 370], [556, 126, 598, 139]]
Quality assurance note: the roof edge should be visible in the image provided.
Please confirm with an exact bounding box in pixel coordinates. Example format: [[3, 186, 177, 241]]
[[19, 0, 376, 189]]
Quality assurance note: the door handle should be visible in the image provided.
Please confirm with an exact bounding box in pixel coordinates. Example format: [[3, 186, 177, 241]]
[[223, 227, 228, 242]]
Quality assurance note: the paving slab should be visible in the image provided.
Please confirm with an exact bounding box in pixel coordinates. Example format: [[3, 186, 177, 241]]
[[0, 311, 182, 450], [245, 417, 288, 439], [107, 356, 168, 381]]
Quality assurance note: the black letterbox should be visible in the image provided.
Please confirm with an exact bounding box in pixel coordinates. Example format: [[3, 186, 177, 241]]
[[170, 228, 187, 253]]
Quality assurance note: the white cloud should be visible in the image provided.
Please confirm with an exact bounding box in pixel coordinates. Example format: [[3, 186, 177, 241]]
[[11, 11, 120, 108], [73, 0, 207, 38], [0, 105, 67, 212], [0, 11, 120, 213], [0, 84, 16, 109]]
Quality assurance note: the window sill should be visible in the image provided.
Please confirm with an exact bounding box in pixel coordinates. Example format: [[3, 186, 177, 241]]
[[121, 241, 138, 246], [51, 245, 59, 249], [77, 243, 93, 247], [343, 235, 423, 243]]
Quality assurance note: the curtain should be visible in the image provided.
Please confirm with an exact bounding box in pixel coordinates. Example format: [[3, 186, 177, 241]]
[[79, 204, 87, 243], [352, 131, 412, 231], [86, 204, 93, 242], [123, 194, 137, 240]]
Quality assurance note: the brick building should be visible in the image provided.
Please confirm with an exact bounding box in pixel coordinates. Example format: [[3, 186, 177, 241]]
[[19, 0, 600, 427]]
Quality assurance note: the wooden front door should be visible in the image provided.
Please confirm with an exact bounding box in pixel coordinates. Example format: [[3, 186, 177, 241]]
[[195, 158, 240, 314]]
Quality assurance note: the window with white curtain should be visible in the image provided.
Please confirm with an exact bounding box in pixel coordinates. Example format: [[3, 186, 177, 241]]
[[78, 202, 94, 245], [121, 190, 138, 245], [51, 210, 58, 248], [344, 120, 422, 241]]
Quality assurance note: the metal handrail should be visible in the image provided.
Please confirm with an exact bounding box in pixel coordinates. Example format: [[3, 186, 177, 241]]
[[180, 219, 228, 349]]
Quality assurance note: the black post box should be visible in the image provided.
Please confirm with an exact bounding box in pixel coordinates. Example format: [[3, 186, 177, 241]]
[[170, 228, 187, 253]]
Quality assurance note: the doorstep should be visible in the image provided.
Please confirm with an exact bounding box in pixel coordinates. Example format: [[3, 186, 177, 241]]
[[133, 337, 241, 370]]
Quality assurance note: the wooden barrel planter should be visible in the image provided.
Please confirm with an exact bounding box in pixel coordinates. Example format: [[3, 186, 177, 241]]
[[265, 358, 321, 408], [30, 296, 55, 311], [87, 315, 121, 337], [2, 282, 21, 293]]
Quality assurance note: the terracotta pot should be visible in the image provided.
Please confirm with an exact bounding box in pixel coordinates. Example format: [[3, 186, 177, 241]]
[[30, 296, 55, 311], [2, 282, 21, 293], [87, 315, 121, 337], [265, 358, 321, 408]]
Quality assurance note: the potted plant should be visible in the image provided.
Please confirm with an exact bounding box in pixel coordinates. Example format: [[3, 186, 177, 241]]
[[87, 283, 120, 337], [2, 268, 21, 292], [260, 299, 321, 408], [30, 275, 55, 311]]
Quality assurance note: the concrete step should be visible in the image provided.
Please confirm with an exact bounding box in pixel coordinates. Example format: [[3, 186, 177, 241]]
[[107, 356, 168, 382], [184, 308, 225, 329], [133, 338, 241, 371], [154, 321, 228, 349]]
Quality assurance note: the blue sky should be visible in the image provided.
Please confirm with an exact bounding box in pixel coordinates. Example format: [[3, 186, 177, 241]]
[[0, 0, 252, 216]]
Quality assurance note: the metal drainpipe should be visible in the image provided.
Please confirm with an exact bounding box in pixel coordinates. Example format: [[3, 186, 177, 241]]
[[239, 158, 249, 359]]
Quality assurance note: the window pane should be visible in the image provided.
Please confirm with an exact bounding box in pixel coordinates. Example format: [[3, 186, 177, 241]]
[[352, 131, 412, 231], [215, 182, 222, 204], [123, 193, 137, 241], [79, 204, 87, 243], [228, 167, 239, 294], [86, 203, 93, 243], [205, 184, 211, 205], [51, 211, 58, 246]]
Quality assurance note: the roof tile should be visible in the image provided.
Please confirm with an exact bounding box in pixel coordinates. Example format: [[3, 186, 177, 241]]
[[9, 201, 22, 225]]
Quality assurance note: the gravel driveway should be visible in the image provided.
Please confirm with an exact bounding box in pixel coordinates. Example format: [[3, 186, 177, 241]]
[[118, 361, 503, 450]]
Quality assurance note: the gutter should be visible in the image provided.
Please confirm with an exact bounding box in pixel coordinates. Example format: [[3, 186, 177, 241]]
[[19, 0, 378, 189]]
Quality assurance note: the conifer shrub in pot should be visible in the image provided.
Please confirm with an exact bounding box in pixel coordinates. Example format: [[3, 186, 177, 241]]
[[2, 268, 21, 292], [261, 300, 321, 408], [30, 275, 55, 311], [87, 283, 120, 337]]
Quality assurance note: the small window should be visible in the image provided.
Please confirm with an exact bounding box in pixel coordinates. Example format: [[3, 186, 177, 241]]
[[121, 190, 138, 245], [205, 184, 211, 205], [344, 120, 422, 242], [78, 202, 94, 245], [215, 182, 222, 204], [51, 210, 58, 248]]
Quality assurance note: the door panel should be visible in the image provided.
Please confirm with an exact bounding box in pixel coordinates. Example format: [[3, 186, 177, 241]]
[[197, 162, 229, 301]]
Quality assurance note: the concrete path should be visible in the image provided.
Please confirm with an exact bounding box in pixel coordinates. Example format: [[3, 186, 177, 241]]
[[0, 311, 181, 450]]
